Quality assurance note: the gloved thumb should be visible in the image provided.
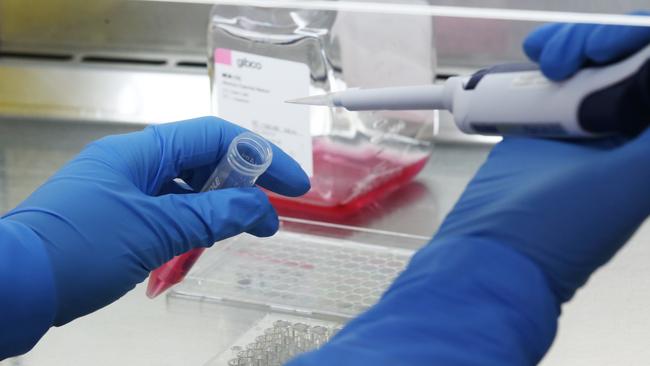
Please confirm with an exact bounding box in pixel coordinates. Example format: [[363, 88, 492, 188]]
[[153, 187, 279, 259]]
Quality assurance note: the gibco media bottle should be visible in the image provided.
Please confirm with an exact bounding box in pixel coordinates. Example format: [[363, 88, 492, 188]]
[[208, 3, 437, 218]]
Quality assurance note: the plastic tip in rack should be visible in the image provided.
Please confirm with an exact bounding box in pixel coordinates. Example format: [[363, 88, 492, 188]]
[[146, 278, 172, 299]]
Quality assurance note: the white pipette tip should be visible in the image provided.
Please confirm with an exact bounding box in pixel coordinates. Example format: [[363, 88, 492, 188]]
[[285, 94, 333, 106]]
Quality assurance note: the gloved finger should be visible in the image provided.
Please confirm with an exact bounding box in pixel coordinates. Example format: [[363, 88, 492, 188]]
[[148, 116, 310, 197], [246, 209, 280, 238], [523, 23, 564, 62], [154, 187, 278, 259], [585, 11, 650, 64], [538, 23, 599, 80]]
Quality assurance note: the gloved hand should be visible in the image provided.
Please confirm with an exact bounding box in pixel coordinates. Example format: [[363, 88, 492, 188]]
[[289, 21, 650, 366], [523, 11, 650, 80], [291, 136, 650, 366], [1, 116, 310, 326]]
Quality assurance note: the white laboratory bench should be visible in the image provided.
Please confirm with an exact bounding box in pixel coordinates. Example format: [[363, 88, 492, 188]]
[[1, 119, 650, 366]]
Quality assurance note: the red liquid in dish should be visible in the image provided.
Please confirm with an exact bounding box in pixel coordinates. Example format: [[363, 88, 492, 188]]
[[271, 137, 430, 219]]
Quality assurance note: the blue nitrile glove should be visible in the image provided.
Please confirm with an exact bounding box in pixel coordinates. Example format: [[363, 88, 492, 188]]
[[523, 11, 650, 80], [290, 137, 650, 366], [289, 25, 650, 366], [291, 135, 650, 365], [1, 116, 310, 327]]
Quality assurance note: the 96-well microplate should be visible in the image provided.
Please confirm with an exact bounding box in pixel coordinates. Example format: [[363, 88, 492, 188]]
[[171, 231, 414, 320]]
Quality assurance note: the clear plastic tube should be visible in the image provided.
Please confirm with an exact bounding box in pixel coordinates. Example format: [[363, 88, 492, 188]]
[[201, 132, 273, 191], [146, 132, 273, 298]]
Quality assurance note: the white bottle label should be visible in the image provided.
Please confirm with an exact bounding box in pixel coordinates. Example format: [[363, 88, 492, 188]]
[[214, 48, 313, 176]]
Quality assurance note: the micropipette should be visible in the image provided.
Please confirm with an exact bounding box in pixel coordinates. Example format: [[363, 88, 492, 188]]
[[146, 131, 273, 298], [288, 44, 650, 137]]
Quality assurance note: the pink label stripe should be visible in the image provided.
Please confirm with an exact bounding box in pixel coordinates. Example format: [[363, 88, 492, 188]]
[[214, 48, 232, 65]]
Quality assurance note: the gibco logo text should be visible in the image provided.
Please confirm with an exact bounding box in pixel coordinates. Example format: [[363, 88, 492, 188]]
[[236, 58, 262, 69]]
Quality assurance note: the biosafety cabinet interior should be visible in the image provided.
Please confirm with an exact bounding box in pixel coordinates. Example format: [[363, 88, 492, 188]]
[[1, 1, 650, 366]]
